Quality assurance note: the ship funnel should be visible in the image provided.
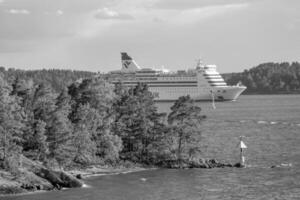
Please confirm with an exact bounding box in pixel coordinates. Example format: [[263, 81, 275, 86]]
[[121, 52, 141, 71]]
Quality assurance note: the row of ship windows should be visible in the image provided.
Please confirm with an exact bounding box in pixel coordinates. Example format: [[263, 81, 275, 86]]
[[151, 88, 197, 93], [203, 73, 221, 76], [204, 76, 222, 79], [211, 85, 227, 87], [123, 81, 197, 84], [205, 78, 225, 81], [205, 78, 225, 82], [159, 77, 195, 81], [208, 80, 226, 83]]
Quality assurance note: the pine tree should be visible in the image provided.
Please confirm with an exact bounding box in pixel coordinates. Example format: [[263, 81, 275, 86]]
[[168, 95, 206, 161], [47, 89, 74, 168], [33, 120, 48, 161], [72, 104, 99, 164], [32, 83, 56, 122], [112, 83, 166, 163], [21, 82, 55, 154], [68, 77, 122, 163], [0, 74, 25, 171], [97, 131, 123, 164]]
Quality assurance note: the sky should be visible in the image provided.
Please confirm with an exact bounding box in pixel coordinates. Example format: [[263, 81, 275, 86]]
[[0, 0, 299, 73]]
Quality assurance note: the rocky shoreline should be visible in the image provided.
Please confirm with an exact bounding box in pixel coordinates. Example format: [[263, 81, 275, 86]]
[[0, 156, 82, 196], [156, 158, 242, 169], [0, 156, 150, 196], [0, 156, 243, 196]]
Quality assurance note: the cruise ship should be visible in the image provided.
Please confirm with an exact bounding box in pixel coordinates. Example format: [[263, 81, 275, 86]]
[[108, 52, 246, 101]]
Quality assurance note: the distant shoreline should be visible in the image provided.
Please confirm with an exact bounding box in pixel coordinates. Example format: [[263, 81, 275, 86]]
[[241, 93, 300, 95]]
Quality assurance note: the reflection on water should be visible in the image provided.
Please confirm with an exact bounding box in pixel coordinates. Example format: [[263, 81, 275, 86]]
[[5, 95, 300, 200]]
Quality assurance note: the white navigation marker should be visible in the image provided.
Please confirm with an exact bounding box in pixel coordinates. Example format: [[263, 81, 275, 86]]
[[210, 90, 216, 109], [239, 136, 247, 167]]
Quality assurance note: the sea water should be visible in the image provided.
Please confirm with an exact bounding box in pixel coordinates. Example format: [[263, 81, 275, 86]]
[[4, 95, 300, 200]]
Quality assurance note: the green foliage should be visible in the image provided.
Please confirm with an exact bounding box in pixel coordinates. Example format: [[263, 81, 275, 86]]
[[167, 95, 206, 161], [112, 82, 167, 163], [72, 104, 98, 165], [0, 74, 25, 171], [32, 83, 56, 122], [223, 62, 300, 94], [2, 68, 95, 93], [32, 120, 48, 161], [21, 82, 56, 155], [0, 71, 208, 170], [47, 90, 74, 168], [68, 77, 121, 163], [97, 132, 123, 164]]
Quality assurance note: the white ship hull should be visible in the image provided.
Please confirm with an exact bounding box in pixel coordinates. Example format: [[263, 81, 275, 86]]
[[109, 53, 247, 102], [148, 85, 246, 101]]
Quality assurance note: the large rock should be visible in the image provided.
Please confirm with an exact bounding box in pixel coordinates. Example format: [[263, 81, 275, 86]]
[[20, 156, 82, 189], [35, 168, 82, 188], [57, 171, 82, 188], [18, 170, 54, 191]]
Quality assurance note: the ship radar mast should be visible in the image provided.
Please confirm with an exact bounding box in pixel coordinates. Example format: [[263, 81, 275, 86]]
[[196, 58, 205, 70]]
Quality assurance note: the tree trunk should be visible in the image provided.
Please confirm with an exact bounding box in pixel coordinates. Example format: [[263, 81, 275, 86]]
[[3, 132, 7, 161], [177, 135, 182, 161]]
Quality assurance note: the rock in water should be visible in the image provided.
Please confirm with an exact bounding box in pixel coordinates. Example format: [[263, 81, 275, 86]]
[[35, 168, 82, 188], [58, 171, 82, 188], [76, 174, 82, 179], [234, 163, 243, 168]]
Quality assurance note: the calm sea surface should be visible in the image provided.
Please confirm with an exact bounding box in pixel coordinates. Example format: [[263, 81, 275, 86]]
[[4, 95, 300, 200]]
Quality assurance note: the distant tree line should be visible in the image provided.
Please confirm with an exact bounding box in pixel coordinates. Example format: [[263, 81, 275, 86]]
[[0, 67, 95, 92], [0, 73, 205, 172], [223, 62, 300, 94], [2, 61, 300, 95]]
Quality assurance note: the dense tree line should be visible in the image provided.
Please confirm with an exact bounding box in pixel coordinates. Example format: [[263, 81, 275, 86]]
[[223, 62, 300, 94], [0, 74, 205, 172], [0, 67, 95, 93], [2, 61, 299, 96]]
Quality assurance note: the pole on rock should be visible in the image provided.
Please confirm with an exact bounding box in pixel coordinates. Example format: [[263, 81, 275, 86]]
[[210, 90, 216, 109], [239, 136, 247, 167]]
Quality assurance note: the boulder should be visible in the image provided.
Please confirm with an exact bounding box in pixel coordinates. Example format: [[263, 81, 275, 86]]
[[35, 168, 82, 188], [234, 163, 243, 168], [76, 174, 82, 179], [18, 170, 54, 191], [57, 171, 82, 188], [21, 183, 35, 191]]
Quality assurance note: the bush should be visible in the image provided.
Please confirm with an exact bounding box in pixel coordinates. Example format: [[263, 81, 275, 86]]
[[2, 155, 21, 175]]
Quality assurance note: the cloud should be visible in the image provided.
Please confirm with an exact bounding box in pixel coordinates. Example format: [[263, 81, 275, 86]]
[[153, 17, 164, 23], [287, 18, 300, 31], [56, 10, 64, 16], [153, 0, 251, 10], [43, 10, 64, 16], [94, 7, 134, 20], [149, 3, 249, 25], [7, 9, 31, 15]]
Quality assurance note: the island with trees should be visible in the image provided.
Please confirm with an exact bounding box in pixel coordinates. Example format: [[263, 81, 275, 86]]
[[223, 62, 300, 94], [0, 73, 231, 195], [1, 61, 299, 195]]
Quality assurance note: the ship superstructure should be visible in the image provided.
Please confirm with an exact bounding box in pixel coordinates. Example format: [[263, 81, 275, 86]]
[[108, 53, 246, 101]]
